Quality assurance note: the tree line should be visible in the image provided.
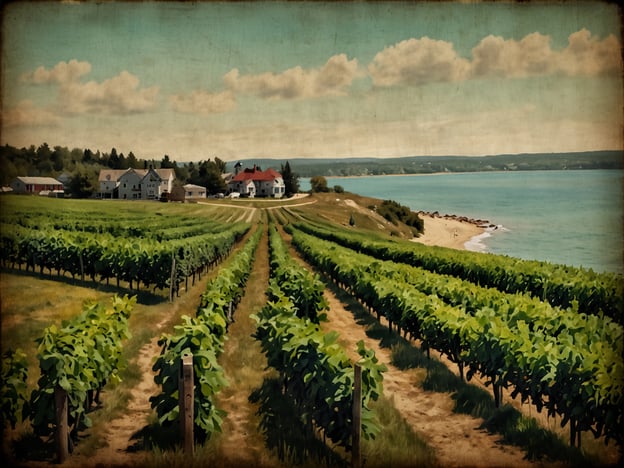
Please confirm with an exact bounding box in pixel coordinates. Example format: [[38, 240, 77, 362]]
[[0, 143, 301, 199]]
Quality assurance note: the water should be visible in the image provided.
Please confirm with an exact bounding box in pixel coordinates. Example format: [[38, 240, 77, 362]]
[[302, 170, 623, 273]]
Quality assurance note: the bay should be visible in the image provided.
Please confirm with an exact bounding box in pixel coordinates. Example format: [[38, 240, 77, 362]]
[[303, 170, 623, 273]]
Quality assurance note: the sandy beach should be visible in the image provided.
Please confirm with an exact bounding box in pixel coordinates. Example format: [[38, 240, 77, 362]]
[[412, 214, 485, 250]]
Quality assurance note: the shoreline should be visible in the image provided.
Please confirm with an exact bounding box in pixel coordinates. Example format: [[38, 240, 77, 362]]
[[411, 211, 495, 251]]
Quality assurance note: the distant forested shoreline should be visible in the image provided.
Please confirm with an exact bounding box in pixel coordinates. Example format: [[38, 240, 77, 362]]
[[229, 150, 623, 177]]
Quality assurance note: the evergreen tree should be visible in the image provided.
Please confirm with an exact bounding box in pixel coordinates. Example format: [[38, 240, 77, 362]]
[[214, 157, 227, 174], [160, 154, 174, 169], [127, 151, 139, 168], [51, 146, 67, 172], [280, 161, 300, 196], [108, 148, 120, 168]]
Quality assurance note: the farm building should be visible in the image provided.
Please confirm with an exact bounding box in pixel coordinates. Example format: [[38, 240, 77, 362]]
[[10, 177, 64, 194], [227, 165, 285, 198], [183, 184, 207, 200], [98, 168, 175, 200]]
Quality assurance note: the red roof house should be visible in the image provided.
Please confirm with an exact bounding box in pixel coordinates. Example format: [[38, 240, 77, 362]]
[[228, 166, 285, 198]]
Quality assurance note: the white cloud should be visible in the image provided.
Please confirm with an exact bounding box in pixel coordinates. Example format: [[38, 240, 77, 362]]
[[224, 53, 359, 100], [471, 29, 621, 78], [59, 71, 160, 114], [369, 29, 622, 87], [368, 37, 471, 87], [470, 32, 556, 78], [1, 100, 61, 128], [21, 59, 91, 84], [22, 60, 160, 115], [170, 89, 236, 114], [557, 29, 622, 76]]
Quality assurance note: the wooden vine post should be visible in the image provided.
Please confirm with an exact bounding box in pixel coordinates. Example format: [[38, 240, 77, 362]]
[[79, 253, 84, 282], [55, 386, 69, 463], [352, 363, 362, 468], [169, 256, 176, 303], [179, 354, 194, 454]]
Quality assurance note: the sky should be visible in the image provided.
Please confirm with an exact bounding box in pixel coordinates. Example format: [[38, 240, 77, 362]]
[[1, 1, 622, 162]]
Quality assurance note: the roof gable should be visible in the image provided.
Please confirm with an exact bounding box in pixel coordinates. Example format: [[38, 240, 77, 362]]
[[118, 169, 142, 182], [99, 167, 175, 183], [141, 168, 162, 183]]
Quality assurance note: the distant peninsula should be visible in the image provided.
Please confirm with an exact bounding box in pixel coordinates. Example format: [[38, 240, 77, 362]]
[[227, 151, 623, 178]]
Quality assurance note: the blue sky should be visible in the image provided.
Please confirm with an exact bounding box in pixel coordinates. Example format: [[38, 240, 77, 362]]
[[2, 1, 622, 161]]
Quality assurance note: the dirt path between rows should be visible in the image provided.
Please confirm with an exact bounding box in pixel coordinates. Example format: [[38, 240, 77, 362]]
[[319, 285, 537, 468], [213, 227, 283, 467]]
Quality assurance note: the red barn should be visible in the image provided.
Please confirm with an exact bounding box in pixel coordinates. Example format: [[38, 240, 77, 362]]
[[10, 177, 64, 194]]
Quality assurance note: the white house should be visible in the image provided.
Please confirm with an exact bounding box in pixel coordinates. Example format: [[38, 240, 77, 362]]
[[117, 169, 144, 200], [141, 168, 164, 200], [99, 168, 175, 200], [227, 166, 285, 198], [230, 178, 256, 198]]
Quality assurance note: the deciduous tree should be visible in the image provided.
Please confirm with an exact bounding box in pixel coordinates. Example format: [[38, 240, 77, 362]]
[[310, 175, 329, 193]]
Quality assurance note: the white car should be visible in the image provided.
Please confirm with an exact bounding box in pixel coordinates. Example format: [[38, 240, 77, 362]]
[[228, 192, 240, 199]]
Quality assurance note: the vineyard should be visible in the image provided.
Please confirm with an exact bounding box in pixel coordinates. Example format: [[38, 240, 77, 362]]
[[0, 197, 250, 297], [1, 194, 622, 466]]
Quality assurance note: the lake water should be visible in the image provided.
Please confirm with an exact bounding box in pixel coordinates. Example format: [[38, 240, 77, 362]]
[[302, 170, 623, 273]]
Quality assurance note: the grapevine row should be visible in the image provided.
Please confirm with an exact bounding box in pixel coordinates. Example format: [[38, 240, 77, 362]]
[[1, 215, 226, 241], [288, 226, 623, 448], [0, 223, 249, 294], [2, 199, 190, 229], [251, 225, 386, 454], [150, 227, 262, 440], [288, 227, 622, 356], [26, 295, 135, 442], [290, 221, 624, 323]]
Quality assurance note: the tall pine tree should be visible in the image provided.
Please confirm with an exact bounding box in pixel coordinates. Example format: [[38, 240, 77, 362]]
[[280, 161, 299, 197]]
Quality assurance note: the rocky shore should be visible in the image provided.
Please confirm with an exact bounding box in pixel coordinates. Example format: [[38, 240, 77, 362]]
[[418, 211, 497, 229]]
